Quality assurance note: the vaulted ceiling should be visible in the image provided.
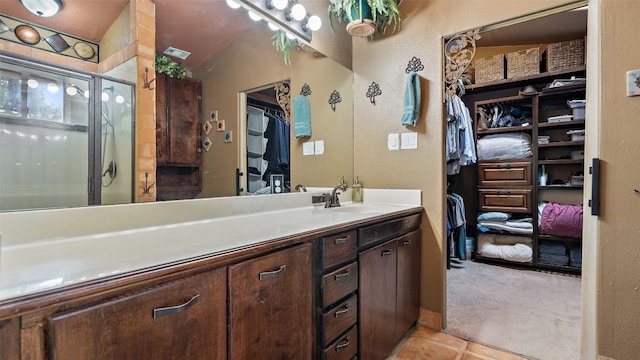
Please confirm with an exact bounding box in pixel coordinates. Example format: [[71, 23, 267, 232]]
[[0, 0, 255, 71]]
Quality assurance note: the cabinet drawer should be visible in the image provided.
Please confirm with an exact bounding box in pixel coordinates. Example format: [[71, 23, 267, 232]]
[[479, 189, 532, 213], [478, 161, 532, 186], [322, 295, 358, 346], [323, 325, 358, 360], [358, 213, 421, 248], [322, 231, 357, 270], [323, 262, 358, 307]]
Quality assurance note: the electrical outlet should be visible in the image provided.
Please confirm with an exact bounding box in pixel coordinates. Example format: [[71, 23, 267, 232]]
[[224, 130, 232, 143], [270, 174, 284, 194]]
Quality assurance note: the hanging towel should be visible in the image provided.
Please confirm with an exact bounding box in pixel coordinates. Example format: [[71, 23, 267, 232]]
[[401, 71, 421, 127], [293, 95, 311, 138]]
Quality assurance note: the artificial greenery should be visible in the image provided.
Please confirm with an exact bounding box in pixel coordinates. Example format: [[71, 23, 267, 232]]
[[272, 30, 299, 66], [155, 54, 186, 79], [328, 0, 402, 36]]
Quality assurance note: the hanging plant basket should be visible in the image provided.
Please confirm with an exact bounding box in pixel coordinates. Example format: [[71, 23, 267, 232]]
[[346, 0, 376, 37]]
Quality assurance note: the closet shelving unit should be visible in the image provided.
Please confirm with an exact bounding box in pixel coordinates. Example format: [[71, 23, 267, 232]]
[[464, 66, 586, 273]]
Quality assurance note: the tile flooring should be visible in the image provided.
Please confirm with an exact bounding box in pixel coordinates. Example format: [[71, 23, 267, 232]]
[[389, 327, 529, 360]]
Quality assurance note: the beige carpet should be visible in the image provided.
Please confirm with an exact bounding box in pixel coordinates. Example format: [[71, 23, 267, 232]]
[[445, 260, 581, 360]]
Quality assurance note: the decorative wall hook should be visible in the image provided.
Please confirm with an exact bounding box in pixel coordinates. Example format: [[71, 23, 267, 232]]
[[328, 90, 342, 111], [366, 82, 382, 104], [141, 172, 156, 195], [300, 83, 312, 96], [142, 67, 156, 90], [405, 56, 424, 74]]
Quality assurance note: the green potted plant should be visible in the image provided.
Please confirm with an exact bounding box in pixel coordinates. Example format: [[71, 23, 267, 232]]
[[272, 30, 299, 65], [328, 0, 402, 38], [155, 54, 187, 79]]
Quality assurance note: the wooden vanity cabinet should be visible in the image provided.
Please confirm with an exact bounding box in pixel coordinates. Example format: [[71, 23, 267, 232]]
[[47, 267, 227, 360], [229, 243, 313, 360]]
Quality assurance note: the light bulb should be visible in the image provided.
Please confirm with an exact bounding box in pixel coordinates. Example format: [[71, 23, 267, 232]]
[[226, 0, 241, 9], [115, 95, 125, 104], [272, 0, 288, 10], [291, 4, 306, 21], [47, 83, 59, 93], [248, 11, 262, 21], [268, 22, 279, 31], [286, 32, 296, 40], [27, 79, 39, 89], [307, 15, 322, 31], [83, 90, 90, 98], [101, 92, 109, 102], [66, 86, 77, 96]]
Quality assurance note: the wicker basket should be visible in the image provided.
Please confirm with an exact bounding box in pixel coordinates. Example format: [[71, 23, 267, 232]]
[[475, 54, 505, 83], [547, 38, 585, 72], [507, 47, 540, 79]]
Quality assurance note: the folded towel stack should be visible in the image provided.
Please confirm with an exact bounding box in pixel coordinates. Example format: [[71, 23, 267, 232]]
[[538, 240, 569, 266]]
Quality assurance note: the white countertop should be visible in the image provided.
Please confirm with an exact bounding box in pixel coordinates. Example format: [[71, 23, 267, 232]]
[[0, 189, 421, 303]]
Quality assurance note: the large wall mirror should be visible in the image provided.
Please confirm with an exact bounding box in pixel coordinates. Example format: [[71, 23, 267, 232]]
[[0, 0, 354, 211]]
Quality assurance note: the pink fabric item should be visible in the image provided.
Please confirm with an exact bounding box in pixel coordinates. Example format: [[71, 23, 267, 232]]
[[539, 202, 583, 238]]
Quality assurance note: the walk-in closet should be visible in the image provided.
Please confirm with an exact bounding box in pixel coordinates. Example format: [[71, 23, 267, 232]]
[[444, 4, 587, 359]]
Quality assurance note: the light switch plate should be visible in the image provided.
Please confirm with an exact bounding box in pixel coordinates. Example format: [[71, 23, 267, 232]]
[[314, 140, 324, 155], [224, 130, 232, 143], [401, 132, 418, 150], [388, 133, 399, 151], [303, 141, 314, 156]]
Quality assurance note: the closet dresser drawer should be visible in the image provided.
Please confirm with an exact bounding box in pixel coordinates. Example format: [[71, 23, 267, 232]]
[[479, 189, 532, 213], [478, 161, 532, 187]]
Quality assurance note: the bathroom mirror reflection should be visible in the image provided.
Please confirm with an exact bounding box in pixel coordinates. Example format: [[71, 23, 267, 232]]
[[0, 0, 354, 211]]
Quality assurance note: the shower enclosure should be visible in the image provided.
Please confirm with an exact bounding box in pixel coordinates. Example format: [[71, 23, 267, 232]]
[[0, 55, 134, 211]]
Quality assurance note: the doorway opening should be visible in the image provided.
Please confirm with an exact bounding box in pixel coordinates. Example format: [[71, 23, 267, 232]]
[[442, 3, 587, 359], [238, 81, 291, 195]]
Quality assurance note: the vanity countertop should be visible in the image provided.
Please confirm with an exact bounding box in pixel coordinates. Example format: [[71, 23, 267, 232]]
[[0, 189, 421, 304]]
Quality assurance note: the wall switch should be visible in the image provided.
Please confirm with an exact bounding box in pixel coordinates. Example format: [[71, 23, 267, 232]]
[[314, 140, 324, 155], [401, 132, 418, 150], [388, 133, 400, 150], [224, 130, 232, 143], [303, 141, 314, 155]]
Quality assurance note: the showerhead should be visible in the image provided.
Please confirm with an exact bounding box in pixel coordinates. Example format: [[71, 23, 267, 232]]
[[102, 86, 115, 92]]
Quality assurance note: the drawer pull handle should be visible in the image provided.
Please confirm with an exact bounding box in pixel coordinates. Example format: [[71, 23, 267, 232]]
[[334, 269, 350, 281], [334, 304, 350, 317], [153, 294, 200, 319], [335, 336, 350, 351], [382, 249, 393, 257], [334, 236, 350, 244], [259, 264, 286, 280], [402, 239, 412, 247]]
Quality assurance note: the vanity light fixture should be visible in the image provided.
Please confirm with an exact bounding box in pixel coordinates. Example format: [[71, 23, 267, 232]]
[[231, 0, 319, 41], [19, 0, 63, 17]]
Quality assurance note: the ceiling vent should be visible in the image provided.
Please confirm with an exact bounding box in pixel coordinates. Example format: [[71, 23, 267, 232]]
[[163, 47, 191, 60]]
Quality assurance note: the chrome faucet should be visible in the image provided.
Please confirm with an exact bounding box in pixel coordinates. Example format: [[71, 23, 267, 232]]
[[325, 184, 347, 208], [295, 184, 307, 192]]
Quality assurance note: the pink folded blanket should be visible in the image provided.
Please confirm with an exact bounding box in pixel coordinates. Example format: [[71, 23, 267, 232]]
[[539, 202, 583, 239]]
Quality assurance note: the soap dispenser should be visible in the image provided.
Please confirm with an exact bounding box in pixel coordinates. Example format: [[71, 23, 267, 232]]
[[352, 177, 363, 202]]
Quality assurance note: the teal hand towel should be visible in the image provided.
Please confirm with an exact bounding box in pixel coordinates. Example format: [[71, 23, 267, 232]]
[[293, 95, 311, 138], [401, 72, 421, 127]]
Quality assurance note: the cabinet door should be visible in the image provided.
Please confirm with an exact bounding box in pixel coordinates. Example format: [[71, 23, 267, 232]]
[[229, 243, 313, 360], [156, 73, 168, 165], [167, 77, 201, 165], [396, 229, 421, 342], [48, 268, 227, 360], [0, 317, 20, 359], [359, 239, 398, 360]]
